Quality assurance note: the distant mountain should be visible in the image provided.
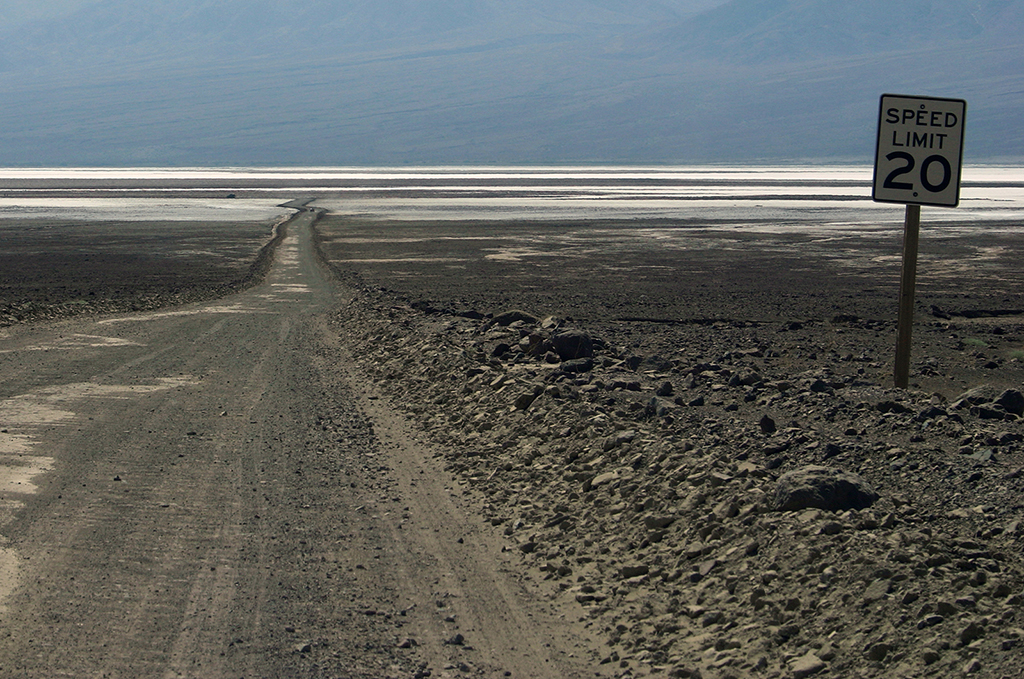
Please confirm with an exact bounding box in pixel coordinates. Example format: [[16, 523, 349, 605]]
[[648, 0, 990, 61], [0, 0, 1020, 165], [0, 0, 696, 69]]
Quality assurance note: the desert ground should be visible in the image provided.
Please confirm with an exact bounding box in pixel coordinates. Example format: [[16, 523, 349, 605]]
[[311, 212, 1024, 679], [1, 195, 1024, 678]]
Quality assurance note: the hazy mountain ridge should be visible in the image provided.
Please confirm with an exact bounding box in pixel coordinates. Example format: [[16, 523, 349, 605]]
[[6, 0, 1016, 68], [0, 0, 696, 69], [0, 0, 1020, 164], [646, 0, 1024, 62]]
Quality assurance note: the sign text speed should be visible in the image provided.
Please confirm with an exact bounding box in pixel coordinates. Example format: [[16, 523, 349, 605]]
[[873, 94, 966, 208]]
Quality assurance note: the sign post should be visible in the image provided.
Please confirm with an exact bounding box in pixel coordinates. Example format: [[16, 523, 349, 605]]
[[872, 93, 966, 389]]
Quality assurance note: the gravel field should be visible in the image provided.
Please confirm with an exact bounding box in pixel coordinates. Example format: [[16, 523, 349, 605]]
[[315, 212, 1024, 678], [3, 200, 1024, 678]]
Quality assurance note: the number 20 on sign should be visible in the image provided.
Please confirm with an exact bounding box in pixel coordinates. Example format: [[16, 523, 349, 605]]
[[873, 94, 966, 207]]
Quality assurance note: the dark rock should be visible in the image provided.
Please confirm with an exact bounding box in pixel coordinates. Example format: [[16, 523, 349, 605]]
[[959, 621, 985, 646], [644, 515, 675, 530], [808, 379, 832, 393], [772, 466, 880, 512], [995, 389, 1024, 416], [656, 381, 674, 397], [621, 565, 650, 578], [491, 310, 538, 327], [974, 406, 1008, 420], [916, 405, 948, 421], [738, 371, 763, 386], [876, 400, 912, 414], [560, 357, 594, 373], [775, 624, 800, 642], [646, 397, 671, 418], [513, 392, 539, 410], [410, 300, 442, 314], [822, 443, 842, 459], [700, 611, 724, 627], [759, 415, 777, 435], [519, 332, 550, 357], [552, 329, 594, 360], [996, 431, 1024, 444]]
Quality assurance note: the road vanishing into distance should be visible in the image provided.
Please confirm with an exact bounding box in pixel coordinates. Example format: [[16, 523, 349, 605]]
[[0, 208, 594, 678]]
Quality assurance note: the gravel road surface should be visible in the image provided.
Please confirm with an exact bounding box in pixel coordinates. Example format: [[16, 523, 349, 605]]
[[0, 208, 596, 678]]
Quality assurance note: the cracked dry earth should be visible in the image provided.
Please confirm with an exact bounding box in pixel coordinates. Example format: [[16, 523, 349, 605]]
[[315, 214, 1024, 679]]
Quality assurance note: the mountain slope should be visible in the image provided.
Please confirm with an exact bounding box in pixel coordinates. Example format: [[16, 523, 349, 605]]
[[647, 0, 991, 62], [0, 0, 1020, 164], [0, 0, 697, 69]]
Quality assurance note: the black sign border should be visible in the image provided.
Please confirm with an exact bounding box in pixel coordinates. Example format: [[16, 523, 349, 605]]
[[872, 93, 967, 208]]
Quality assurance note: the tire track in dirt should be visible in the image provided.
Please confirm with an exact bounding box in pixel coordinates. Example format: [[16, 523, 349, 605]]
[[0, 205, 601, 678]]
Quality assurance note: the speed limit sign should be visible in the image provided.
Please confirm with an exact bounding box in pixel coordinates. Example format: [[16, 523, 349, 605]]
[[873, 94, 966, 207]]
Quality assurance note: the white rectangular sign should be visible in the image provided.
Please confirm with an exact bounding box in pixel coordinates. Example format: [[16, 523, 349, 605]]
[[872, 94, 966, 208]]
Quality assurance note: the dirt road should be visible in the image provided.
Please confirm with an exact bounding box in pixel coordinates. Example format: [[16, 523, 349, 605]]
[[0, 208, 597, 678]]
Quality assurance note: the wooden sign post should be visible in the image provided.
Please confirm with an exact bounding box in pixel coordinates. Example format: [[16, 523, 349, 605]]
[[894, 204, 921, 389], [872, 94, 966, 389]]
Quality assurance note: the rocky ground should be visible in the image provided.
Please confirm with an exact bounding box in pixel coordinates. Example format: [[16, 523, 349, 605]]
[[0, 217, 284, 326], [315, 215, 1024, 679], [4, 209, 1023, 678]]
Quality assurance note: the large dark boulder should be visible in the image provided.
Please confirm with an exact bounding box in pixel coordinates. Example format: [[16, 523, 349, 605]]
[[552, 329, 594, 361], [995, 389, 1024, 416], [772, 465, 879, 512]]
